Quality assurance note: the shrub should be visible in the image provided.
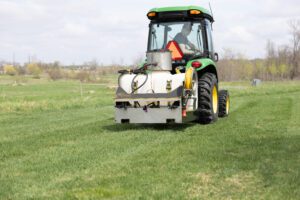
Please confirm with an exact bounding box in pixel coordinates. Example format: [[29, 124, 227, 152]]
[[76, 71, 91, 82], [4, 65, 17, 76], [17, 66, 27, 75], [47, 68, 63, 80], [63, 69, 77, 80], [26, 63, 42, 78]]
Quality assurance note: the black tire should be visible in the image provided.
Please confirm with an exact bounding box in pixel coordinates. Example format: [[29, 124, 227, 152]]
[[218, 90, 230, 118], [197, 72, 219, 124]]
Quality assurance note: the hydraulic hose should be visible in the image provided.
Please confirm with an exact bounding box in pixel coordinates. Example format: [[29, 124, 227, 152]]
[[118, 64, 150, 94], [131, 73, 148, 94]]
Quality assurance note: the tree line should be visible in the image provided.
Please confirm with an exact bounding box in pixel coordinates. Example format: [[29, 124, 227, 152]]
[[1, 20, 299, 82], [0, 61, 124, 83], [218, 20, 300, 81]]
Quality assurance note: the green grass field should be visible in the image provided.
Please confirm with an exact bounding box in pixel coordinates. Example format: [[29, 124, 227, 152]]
[[0, 76, 299, 199]]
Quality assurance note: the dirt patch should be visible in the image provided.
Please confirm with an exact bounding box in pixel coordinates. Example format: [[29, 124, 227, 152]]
[[187, 172, 264, 199]]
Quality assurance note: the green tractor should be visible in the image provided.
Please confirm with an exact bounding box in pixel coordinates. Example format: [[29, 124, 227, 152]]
[[115, 6, 230, 124]]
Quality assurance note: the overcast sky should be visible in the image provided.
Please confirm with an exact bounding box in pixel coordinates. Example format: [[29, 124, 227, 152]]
[[0, 0, 299, 65]]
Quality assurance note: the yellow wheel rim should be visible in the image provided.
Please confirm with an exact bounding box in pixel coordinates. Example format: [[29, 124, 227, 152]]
[[212, 86, 218, 114], [184, 67, 194, 90], [226, 96, 230, 114]]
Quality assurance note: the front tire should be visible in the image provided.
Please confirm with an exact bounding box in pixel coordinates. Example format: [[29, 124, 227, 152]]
[[197, 72, 218, 124], [218, 90, 230, 117]]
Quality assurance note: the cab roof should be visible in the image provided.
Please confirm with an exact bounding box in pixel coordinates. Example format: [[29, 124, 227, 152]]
[[148, 5, 214, 21]]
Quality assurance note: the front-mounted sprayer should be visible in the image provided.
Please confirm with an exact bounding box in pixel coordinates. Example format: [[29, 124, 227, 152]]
[[115, 5, 230, 124]]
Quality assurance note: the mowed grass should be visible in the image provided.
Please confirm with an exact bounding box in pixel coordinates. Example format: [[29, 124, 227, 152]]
[[0, 76, 299, 199]]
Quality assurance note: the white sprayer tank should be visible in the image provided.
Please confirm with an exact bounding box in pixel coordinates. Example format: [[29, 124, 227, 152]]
[[116, 50, 198, 124], [119, 71, 185, 94], [119, 51, 185, 94]]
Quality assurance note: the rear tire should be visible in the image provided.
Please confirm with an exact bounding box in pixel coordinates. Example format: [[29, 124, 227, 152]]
[[197, 72, 218, 124], [218, 90, 230, 117]]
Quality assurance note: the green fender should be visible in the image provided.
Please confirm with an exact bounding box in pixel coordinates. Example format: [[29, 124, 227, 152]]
[[186, 58, 218, 79]]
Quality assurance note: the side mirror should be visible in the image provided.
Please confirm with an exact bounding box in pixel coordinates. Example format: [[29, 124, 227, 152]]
[[214, 53, 219, 62]]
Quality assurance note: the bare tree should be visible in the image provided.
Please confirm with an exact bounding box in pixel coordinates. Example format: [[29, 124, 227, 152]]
[[289, 20, 300, 79], [266, 40, 276, 60], [221, 48, 236, 60], [277, 45, 290, 79]]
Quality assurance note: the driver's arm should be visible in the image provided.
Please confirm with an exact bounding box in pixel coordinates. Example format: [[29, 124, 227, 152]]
[[187, 41, 197, 50], [179, 44, 196, 55]]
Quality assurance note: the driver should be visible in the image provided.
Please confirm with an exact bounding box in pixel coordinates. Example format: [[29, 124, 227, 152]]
[[174, 23, 197, 55]]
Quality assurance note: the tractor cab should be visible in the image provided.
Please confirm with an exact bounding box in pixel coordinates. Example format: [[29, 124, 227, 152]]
[[147, 6, 216, 68]]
